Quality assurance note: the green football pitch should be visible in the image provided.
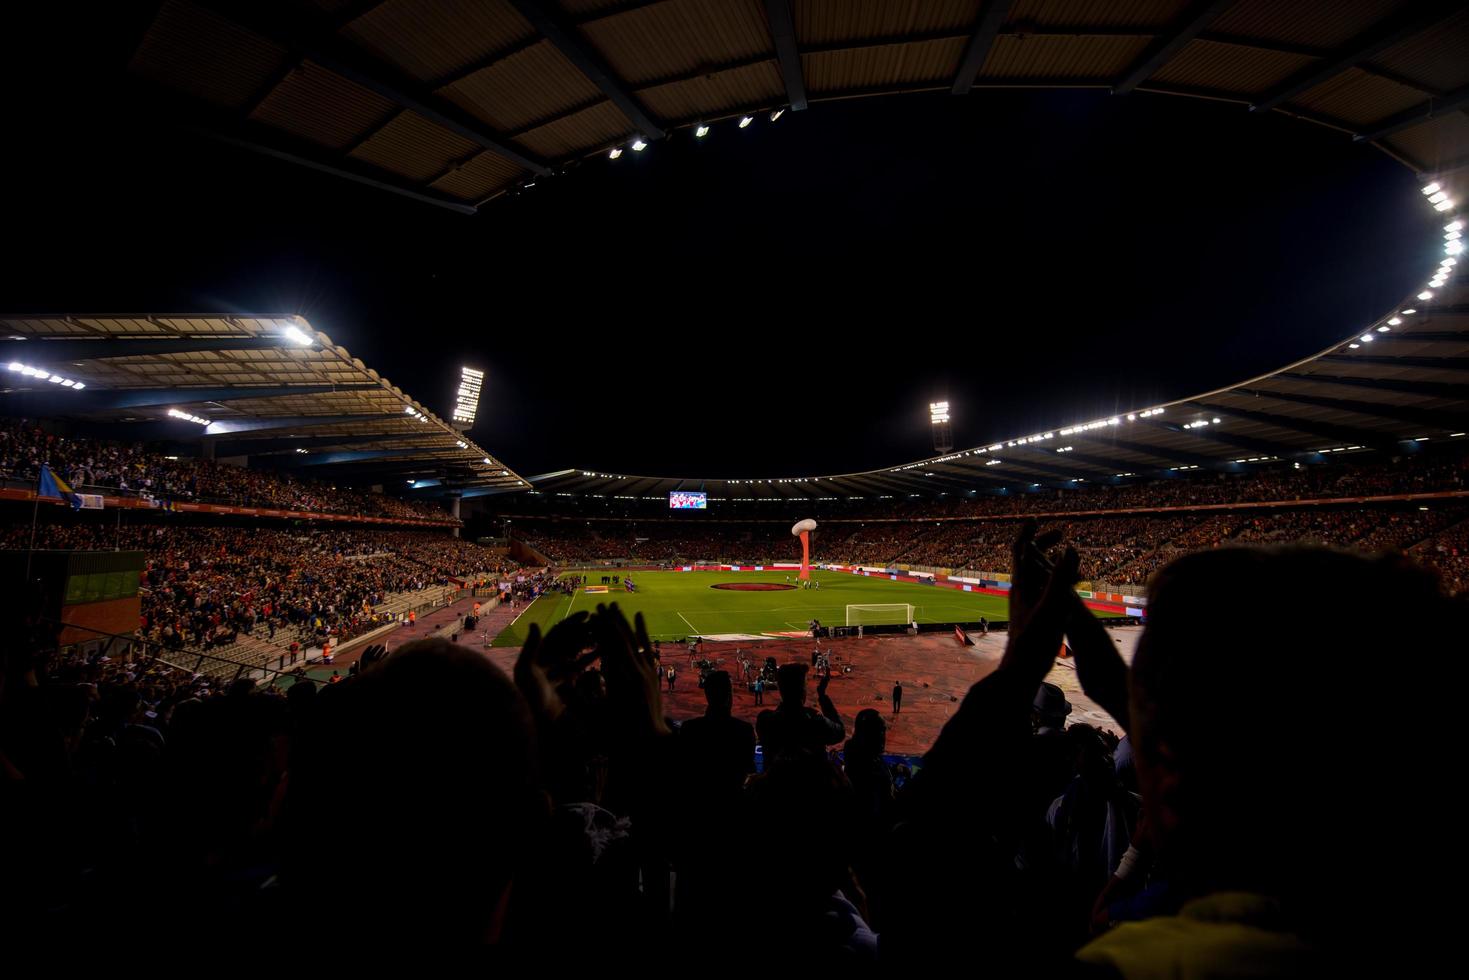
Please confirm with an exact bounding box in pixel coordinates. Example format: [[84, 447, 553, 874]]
[[493, 569, 1034, 647]]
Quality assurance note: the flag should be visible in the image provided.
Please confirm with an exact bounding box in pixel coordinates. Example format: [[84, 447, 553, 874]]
[[954, 625, 974, 647], [38, 464, 82, 510]]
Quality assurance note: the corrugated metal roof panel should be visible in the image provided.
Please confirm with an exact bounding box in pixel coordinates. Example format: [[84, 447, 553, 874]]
[[1210, 0, 1404, 49], [980, 34, 1151, 79], [440, 40, 607, 131], [1151, 38, 1314, 95], [1290, 67, 1424, 127], [802, 37, 968, 93], [429, 150, 526, 200], [1370, 7, 1469, 94], [516, 100, 635, 158], [342, 0, 534, 83], [637, 60, 785, 121], [1381, 113, 1469, 172], [579, 0, 772, 86], [130, 0, 289, 110], [1007, 0, 1186, 29], [348, 110, 480, 181], [794, 0, 983, 45], [250, 60, 398, 150]]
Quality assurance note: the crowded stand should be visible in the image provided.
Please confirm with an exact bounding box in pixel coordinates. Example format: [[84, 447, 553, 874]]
[[0, 522, 515, 655], [0, 419, 453, 522], [2, 518, 1457, 965]]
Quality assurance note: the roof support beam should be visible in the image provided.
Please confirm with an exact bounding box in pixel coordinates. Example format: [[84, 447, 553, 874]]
[[1316, 354, 1469, 374], [1353, 83, 1469, 142], [951, 0, 1013, 95], [195, 1, 550, 174], [1194, 402, 1388, 448], [762, 0, 807, 110], [505, 0, 665, 139], [217, 432, 444, 456], [1112, 0, 1238, 95], [1235, 387, 1469, 431], [1142, 419, 1299, 459], [199, 126, 479, 214], [1081, 435, 1221, 468], [1277, 372, 1469, 399], [1252, 1, 1464, 113], [7, 337, 293, 360], [69, 384, 381, 410], [201, 413, 408, 436], [280, 449, 473, 467]]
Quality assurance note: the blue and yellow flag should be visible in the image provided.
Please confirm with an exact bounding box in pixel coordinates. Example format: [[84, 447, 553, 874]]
[[38, 464, 82, 510]]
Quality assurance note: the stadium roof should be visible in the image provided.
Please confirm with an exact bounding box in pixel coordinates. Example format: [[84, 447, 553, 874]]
[[0, 314, 529, 493], [521, 276, 1469, 500], [127, 0, 1469, 214]]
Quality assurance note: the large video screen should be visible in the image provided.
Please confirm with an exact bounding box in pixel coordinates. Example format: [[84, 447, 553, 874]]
[[669, 491, 707, 510]]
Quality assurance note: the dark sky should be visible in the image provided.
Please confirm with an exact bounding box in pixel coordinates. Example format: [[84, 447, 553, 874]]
[[4, 21, 1439, 480]]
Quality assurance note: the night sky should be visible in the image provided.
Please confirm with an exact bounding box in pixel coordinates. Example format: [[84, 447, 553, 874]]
[[5, 18, 1439, 480]]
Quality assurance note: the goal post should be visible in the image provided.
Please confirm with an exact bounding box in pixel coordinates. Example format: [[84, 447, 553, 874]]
[[846, 603, 916, 627]]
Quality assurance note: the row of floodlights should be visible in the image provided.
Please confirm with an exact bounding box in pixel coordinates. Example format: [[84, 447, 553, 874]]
[[7, 362, 85, 388], [608, 109, 787, 159]]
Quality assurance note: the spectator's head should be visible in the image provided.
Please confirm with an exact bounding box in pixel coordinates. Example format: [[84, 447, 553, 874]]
[[1133, 545, 1461, 939], [746, 751, 856, 910], [776, 663, 808, 706], [850, 707, 886, 756], [285, 637, 547, 941], [1032, 681, 1071, 731], [703, 669, 732, 715]]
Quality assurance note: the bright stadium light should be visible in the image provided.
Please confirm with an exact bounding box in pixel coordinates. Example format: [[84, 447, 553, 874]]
[[282, 324, 314, 346], [168, 408, 210, 425], [608, 147, 623, 159], [929, 401, 950, 423], [1423, 182, 1441, 195], [769, 108, 784, 122], [483, 457, 492, 465], [1388, 317, 1402, 325], [1448, 220, 1464, 232], [738, 116, 753, 128], [1436, 199, 1456, 212], [631, 138, 648, 151], [8, 361, 86, 388], [1402, 308, 1416, 314], [1419, 291, 1434, 300], [1378, 325, 1391, 332], [695, 124, 710, 138], [452, 366, 484, 429], [1360, 334, 1374, 342]]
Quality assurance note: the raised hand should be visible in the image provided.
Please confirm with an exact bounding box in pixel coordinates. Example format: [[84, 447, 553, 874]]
[[593, 603, 669, 741]]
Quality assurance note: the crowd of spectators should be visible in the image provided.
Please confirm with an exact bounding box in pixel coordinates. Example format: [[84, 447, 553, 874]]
[[0, 419, 453, 522], [506, 505, 1469, 594], [2, 524, 1455, 965], [0, 522, 516, 651]]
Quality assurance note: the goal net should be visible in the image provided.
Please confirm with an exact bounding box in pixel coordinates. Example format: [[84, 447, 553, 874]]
[[846, 603, 916, 627]]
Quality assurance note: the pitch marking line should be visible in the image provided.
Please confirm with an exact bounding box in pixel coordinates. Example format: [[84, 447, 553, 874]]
[[677, 610, 701, 635]]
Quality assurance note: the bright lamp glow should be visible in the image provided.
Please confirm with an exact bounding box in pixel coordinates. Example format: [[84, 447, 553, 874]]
[[282, 324, 313, 346], [608, 147, 622, 159], [452, 366, 484, 426], [769, 109, 784, 122], [929, 401, 950, 424], [738, 116, 753, 128], [1436, 200, 1456, 212], [631, 138, 647, 151], [167, 408, 210, 425], [1448, 221, 1464, 232], [695, 124, 709, 138], [1419, 291, 1434, 299], [1423, 182, 1441, 195]]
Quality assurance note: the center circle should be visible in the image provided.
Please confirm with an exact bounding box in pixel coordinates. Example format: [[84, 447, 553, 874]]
[[709, 582, 798, 592]]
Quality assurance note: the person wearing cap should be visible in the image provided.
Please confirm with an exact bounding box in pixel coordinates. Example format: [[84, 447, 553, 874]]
[[755, 662, 845, 760]]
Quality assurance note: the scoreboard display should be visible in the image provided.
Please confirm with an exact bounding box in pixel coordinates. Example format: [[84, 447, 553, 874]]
[[669, 491, 707, 510]]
